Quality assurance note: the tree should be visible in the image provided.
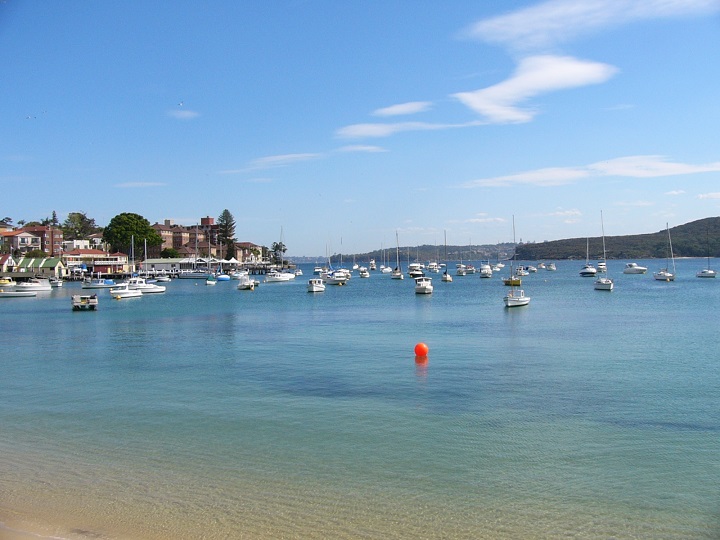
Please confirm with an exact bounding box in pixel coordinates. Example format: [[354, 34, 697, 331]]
[[62, 212, 99, 240], [103, 213, 162, 258], [270, 241, 286, 265], [161, 247, 180, 258], [217, 209, 237, 260]]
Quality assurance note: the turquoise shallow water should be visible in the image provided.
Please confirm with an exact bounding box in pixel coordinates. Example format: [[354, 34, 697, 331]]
[[1, 260, 719, 539]]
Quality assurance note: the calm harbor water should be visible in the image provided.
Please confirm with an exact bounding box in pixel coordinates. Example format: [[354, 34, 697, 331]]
[[1, 259, 719, 539]]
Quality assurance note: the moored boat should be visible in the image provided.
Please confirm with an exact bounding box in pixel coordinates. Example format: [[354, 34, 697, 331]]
[[414, 276, 433, 294], [72, 294, 98, 310], [622, 262, 647, 274], [307, 278, 325, 292]]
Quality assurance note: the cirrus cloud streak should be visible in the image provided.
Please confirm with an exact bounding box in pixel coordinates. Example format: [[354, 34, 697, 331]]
[[462, 155, 720, 188]]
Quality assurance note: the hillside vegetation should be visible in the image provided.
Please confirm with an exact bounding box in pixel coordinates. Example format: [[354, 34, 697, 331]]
[[515, 217, 720, 260]]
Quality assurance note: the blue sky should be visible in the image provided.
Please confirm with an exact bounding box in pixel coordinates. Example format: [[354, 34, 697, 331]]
[[2, 0, 720, 257]]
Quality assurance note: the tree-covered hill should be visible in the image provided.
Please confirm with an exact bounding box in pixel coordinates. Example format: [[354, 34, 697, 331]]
[[515, 217, 720, 260]]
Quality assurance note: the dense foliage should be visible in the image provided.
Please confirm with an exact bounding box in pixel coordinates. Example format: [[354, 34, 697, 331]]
[[515, 217, 720, 260], [102, 213, 162, 257], [217, 209, 237, 259], [62, 211, 100, 240]]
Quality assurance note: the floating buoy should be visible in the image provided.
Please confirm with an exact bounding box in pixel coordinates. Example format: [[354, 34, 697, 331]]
[[414, 342, 429, 357]]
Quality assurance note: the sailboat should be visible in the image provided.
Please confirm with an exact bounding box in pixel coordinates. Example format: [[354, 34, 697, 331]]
[[391, 231, 404, 279], [594, 211, 613, 291], [442, 230, 453, 282], [696, 228, 716, 278], [504, 216, 530, 307], [653, 223, 676, 281], [579, 238, 597, 277]]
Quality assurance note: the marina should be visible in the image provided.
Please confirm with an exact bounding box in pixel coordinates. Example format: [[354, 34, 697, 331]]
[[0, 258, 718, 539]]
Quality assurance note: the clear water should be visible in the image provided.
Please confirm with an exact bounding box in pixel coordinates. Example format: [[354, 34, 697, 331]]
[[1, 260, 719, 539]]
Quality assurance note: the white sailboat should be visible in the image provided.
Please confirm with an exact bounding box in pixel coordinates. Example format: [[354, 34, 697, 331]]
[[594, 211, 614, 291], [391, 231, 404, 280], [579, 238, 597, 277], [653, 223, 676, 281], [697, 228, 716, 278], [504, 216, 530, 307], [442, 230, 453, 282]]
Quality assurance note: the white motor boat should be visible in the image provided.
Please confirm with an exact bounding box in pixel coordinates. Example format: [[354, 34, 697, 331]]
[[323, 271, 349, 286], [623, 262, 647, 274], [358, 267, 370, 278], [237, 275, 255, 290], [504, 288, 530, 307], [265, 270, 295, 283], [127, 277, 166, 293], [579, 263, 597, 277], [546, 263, 557, 271], [414, 276, 433, 294], [72, 294, 98, 310], [307, 278, 325, 292], [49, 277, 64, 287], [15, 278, 52, 291], [0, 289, 37, 298], [82, 277, 119, 289], [110, 283, 143, 299], [696, 268, 717, 278]]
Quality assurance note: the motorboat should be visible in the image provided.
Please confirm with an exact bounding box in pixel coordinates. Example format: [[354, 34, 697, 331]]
[[515, 267, 529, 277], [579, 263, 597, 277], [0, 276, 16, 286], [504, 288, 530, 307], [127, 276, 166, 293], [15, 278, 52, 291], [237, 275, 255, 290], [622, 262, 647, 274], [49, 277, 64, 287], [697, 268, 716, 278], [155, 275, 171, 282], [294, 268, 303, 276], [414, 276, 433, 294], [426, 262, 440, 273], [265, 270, 295, 283], [82, 277, 118, 289], [407, 263, 424, 278], [307, 278, 325, 292], [369, 259, 376, 271], [653, 269, 675, 281], [110, 283, 143, 299], [0, 289, 36, 298], [503, 275, 521, 286], [546, 263, 557, 271], [596, 260, 607, 273], [72, 294, 98, 310], [456, 264, 467, 276], [323, 271, 349, 286], [358, 266, 370, 278], [479, 262, 493, 278]]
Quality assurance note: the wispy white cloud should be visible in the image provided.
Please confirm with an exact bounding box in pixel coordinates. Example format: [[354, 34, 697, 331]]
[[115, 182, 167, 188], [665, 190, 686, 196], [336, 120, 484, 139], [336, 145, 388, 153], [698, 192, 720, 199], [462, 155, 720, 188], [465, 216, 505, 224], [453, 55, 617, 123], [167, 110, 200, 120], [547, 209, 582, 217], [614, 200, 655, 207], [462, 0, 720, 52], [372, 101, 433, 116], [246, 153, 323, 170]]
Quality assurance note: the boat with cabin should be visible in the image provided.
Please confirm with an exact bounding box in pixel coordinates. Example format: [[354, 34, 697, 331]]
[[72, 294, 98, 310]]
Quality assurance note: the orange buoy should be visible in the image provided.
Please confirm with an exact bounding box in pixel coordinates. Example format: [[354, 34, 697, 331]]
[[414, 342, 429, 357]]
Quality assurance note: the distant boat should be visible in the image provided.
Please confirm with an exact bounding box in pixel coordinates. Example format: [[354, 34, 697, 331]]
[[0, 289, 36, 298], [442, 230, 453, 282], [546, 262, 557, 271], [237, 275, 255, 290], [697, 228, 716, 278], [127, 276, 166, 294], [110, 283, 143, 299], [391, 231, 404, 280], [307, 278, 325, 293], [653, 223, 676, 281], [358, 266, 370, 278], [504, 216, 530, 307], [15, 277, 52, 291], [579, 238, 597, 277], [414, 276, 433, 294], [49, 277, 64, 287], [82, 277, 118, 288], [71, 294, 98, 311], [594, 211, 614, 291], [623, 262, 647, 274]]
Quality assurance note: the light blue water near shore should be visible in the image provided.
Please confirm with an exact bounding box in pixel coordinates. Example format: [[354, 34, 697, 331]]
[[1, 259, 719, 539]]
